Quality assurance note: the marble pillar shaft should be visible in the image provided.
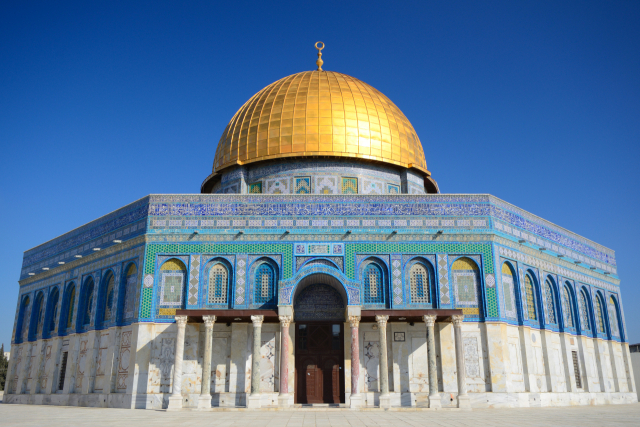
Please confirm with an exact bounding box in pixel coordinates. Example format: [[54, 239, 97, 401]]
[[423, 315, 439, 398], [170, 316, 188, 397], [200, 316, 216, 396], [349, 316, 360, 396], [452, 315, 467, 396], [251, 315, 264, 395], [376, 315, 389, 395], [279, 316, 291, 395]]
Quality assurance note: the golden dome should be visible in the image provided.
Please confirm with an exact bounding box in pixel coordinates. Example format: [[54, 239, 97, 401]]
[[211, 70, 430, 176]]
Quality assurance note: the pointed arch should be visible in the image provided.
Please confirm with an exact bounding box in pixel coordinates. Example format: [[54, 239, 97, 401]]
[[578, 287, 592, 333], [407, 258, 435, 305], [561, 282, 575, 329], [80, 277, 95, 328], [544, 277, 558, 326], [29, 291, 45, 341], [608, 295, 622, 338], [253, 258, 277, 307], [524, 272, 538, 321], [594, 291, 606, 334], [46, 287, 60, 336], [100, 271, 116, 325], [63, 282, 76, 333], [359, 257, 389, 307], [120, 262, 139, 322], [206, 258, 232, 306], [159, 258, 187, 308], [15, 295, 30, 344], [451, 257, 482, 316], [501, 261, 518, 320]]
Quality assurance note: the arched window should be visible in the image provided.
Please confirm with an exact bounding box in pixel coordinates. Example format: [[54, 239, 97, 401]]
[[208, 263, 229, 304], [501, 262, 517, 319], [30, 292, 45, 340], [16, 296, 30, 343], [451, 257, 480, 307], [579, 289, 591, 331], [409, 263, 430, 304], [608, 296, 620, 338], [364, 263, 384, 305], [544, 279, 557, 325], [254, 263, 275, 305], [65, 284, 76, 330], [122, 264, 138, 321], [524, 274, 537, 321], [595, 294, 606, 334], [47, 288, 60, 333], [102, 273, 116, 323], [159, 259, 187, 308], [562, 285, 574, 328], [82, 278, 95, 327]]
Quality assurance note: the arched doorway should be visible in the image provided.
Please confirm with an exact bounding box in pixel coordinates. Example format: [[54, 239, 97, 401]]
[[293, 274, 346, 404]]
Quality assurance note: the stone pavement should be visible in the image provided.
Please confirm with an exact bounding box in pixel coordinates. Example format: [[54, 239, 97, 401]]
[[0, 403, 639, 427]]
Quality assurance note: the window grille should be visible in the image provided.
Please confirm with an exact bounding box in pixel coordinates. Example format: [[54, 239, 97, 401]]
[[572, 351, 582, 389], [595, 296, 606, 334], [579, 291, 590, 331], [254, 264, 275, 305], [410, 264, 430, 303], [294, 177, 311, 194], [524, 275, 537, 321], [608, 296, 619, 337], [545, 280, 556, 324], [562, 286, 574, 328], [249, 182, 262, 193], [341, 177, 358, 194], [58, 352, 68, 391], [364, 264, 384, 305], [208, 264, 229, 304]]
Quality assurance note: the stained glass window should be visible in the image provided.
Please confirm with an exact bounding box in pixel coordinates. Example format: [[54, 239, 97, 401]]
[[562, 286, 574, 328], [608, 296, 619, 337], [410, 263, 430, 304], [254, 263, 275, 305], [208, 264, 229, 304], [364, 263, 384, 305], [294, 177, 311, 194], [595, 295, 606, 334], [545, 280, 556, 324], [579, 290, 590, 331], [524, 275, 537, 321], [249, 182, 262, 193]]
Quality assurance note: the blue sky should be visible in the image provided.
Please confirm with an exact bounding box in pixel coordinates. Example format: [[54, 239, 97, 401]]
[[1, 1, 639, 349]]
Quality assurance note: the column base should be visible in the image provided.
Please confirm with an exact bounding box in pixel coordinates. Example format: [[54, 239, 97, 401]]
[[277, 393, 290, 408], [379, 393, 391, 409], [247, 393, 261, 409], [197, 394, 212, 409], [166, 395, 183, 411], [428, 393, 441, 409], [349, 394, 362, 409], [457, 394, 472, 410]]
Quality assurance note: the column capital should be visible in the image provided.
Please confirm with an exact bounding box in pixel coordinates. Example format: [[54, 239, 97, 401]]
[[175, 315, 188, 326], [251, 315, 264, 327], [375, 315, 389, 328], [278, 315, 292, 327], [452, 314, 465, 326], [202, 315, 217, 327], [423, 314, 437, 327], [348, 315, 361, 329]]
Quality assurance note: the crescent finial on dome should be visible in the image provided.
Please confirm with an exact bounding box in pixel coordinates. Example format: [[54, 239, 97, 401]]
[[315, 41, 324, 71]]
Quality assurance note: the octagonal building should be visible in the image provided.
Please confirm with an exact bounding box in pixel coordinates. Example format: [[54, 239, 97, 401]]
[[4, 58, 636, 410]]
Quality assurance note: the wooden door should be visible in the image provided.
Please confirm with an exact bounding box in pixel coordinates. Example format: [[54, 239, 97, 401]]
[[295, 323, 344, 404]]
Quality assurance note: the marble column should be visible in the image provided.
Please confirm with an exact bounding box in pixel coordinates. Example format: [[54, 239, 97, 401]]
[[197, 315, 216, 409], [423, 314, 441, 409], [375, 315, 391, 408], [278, 315, 292, 408], [166, 315, 188, 411], [349, 315, 362, 408], [452, 314, 471, 410], [247, 315, 264, 409]]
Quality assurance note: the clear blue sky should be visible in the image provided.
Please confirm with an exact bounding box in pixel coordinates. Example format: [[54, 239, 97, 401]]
[[1, 1, 639, 350]]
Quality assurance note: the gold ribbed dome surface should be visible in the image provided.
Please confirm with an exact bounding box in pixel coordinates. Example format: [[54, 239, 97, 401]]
[[212, 70, 429, 175]]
